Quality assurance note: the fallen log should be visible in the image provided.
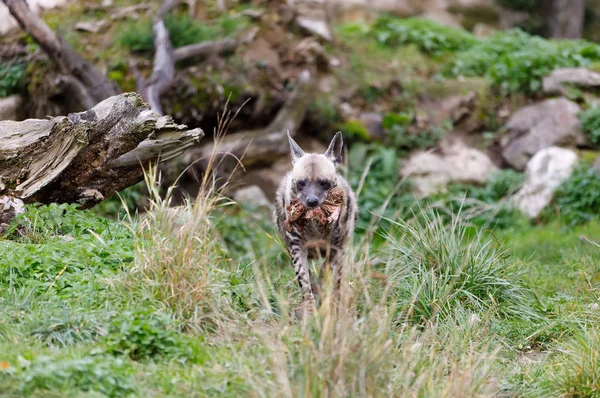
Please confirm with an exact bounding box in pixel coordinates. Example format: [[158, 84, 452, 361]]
[[0, 93, 203, 211]]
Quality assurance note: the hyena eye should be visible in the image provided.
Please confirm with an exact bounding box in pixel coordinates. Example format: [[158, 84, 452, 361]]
[[296, 180, 306, 190], [320, 180, 331, 190]]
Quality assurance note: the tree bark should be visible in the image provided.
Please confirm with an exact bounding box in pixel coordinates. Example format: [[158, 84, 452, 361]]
[[133, 0, 177, 115], [2, 0, 120, 110], [542, 0, 585, 39], [0, 93, 203, 208]]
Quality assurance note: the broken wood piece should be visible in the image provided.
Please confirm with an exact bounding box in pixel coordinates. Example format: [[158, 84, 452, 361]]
[[0, 93, 203, 209]]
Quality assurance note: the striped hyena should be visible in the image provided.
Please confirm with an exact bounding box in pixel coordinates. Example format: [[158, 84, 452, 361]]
[[274, 132, 358, 309]]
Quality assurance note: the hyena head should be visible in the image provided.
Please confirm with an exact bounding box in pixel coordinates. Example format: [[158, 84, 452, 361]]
[[287, 131, 344, 209]]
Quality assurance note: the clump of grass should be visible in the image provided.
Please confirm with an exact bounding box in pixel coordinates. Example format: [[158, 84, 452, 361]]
[[382, 208, 533, 324], [245, 213, 500, 396], [125, 165, 227, 325]]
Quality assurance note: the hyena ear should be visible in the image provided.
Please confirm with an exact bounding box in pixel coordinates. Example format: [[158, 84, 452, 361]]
[[324, 131, 343, 165], [287, 131, 305, 164]]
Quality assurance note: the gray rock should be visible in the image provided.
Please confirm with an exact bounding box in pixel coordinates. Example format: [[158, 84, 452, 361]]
[[512, 146, 578, 218], [401, 140, 498, 197], [422, 9, 463, 29], [0, 95, 22, 121], [500, 98, 585, 170], [543, 68, 600, 95], [357, 112, 384, 141], [233, 185, 273, 210], [296, 17, 332, 41], [0, 195, 25, 233]]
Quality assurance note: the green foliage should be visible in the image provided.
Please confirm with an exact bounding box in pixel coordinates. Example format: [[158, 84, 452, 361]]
[[0, 62, 26, 98], [441, 169, 526, 229], [94, 182, 147, 218], [579, 107, 600, 146], [347, 143, 416, 238], [371, 16, 477, 55], [117, 13, 248, 52], [105, 309, 191, 361], [450, 29, 600, 95], [546, 165, 600, 226], [340, 119, 370, 141], [21, 355, 135, 397], [385, 113, 448, 153], [0, 204, 133, 293]]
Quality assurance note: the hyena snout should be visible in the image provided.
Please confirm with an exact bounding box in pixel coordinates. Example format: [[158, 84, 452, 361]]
[[306, 195, 319, 208]]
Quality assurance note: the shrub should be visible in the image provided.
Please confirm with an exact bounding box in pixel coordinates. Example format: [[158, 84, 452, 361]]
[[21, 355, 135, 397], [371, 16, 477, 55], [105, 308, 191, 361], [546, 164, 600, 226], [579, 106, 600, 146], [0, 62, 26, 98]]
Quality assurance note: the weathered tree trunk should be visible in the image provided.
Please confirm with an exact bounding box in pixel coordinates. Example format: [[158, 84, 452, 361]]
[[0, 93, 203, 209], [542, 0, 585, 39], [2, 0, 120, 110]]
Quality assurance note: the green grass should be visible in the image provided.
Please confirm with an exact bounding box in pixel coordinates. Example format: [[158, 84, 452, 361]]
[[3, 178, 600, 396]]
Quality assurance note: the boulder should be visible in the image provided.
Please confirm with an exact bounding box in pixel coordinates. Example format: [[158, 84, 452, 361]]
[[422, 9, 463, 29], [232, 185, 273, 210], [543, 68, 600, 95], [0, 195, 25, 233], [500, 98, 585, 170], [513, 147, 578, 218], [357, 112, 384, 140], [401, 140, 497, 197], [0, 95, 22, 121]]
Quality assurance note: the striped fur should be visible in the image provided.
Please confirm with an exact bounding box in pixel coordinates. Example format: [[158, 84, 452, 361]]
[[273, 132, 358, 304]]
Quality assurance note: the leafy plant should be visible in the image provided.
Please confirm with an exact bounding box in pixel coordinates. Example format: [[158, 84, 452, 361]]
[[385, 113, 448, 153], [105, 308, 191, 361], [579, 106, 600, 146], [0, 62, 26, 98], [439, 169, 526, 229], [371, 16, 477, 55], [0, 204, 133, 293], [21, 355, 135, 397], [117, 13, 248, 52], [340, 119, 371, 141], [545, 164, 600, 226], [450, 29, 600, 95]]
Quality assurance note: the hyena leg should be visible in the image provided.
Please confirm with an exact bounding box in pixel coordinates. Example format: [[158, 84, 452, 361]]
[[289, 241, 315, 303], [326, 232, 347, 300]]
